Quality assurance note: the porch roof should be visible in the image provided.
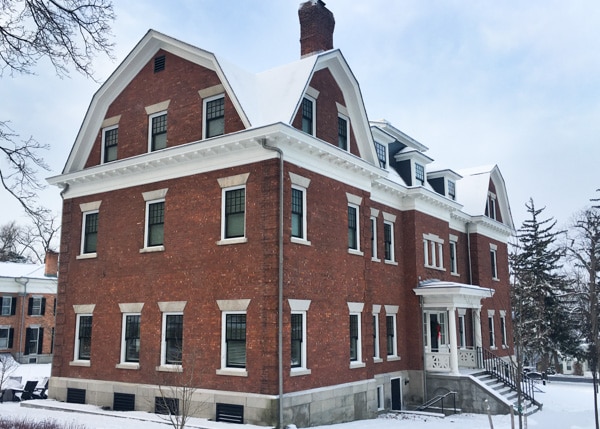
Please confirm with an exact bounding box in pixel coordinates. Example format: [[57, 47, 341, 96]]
[[413, 279, 495, 309]]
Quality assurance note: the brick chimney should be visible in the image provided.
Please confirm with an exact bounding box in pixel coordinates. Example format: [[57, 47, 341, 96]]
[[44, 251, 58, 277], [298, 0, 335, 58]]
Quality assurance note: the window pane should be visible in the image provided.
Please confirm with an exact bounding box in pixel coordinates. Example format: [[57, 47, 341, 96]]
[[151, 114, 167, 151], [338, 117, 347, 150], [374, 142, 386, 168], [104, 128, 118, 162], [301, 98, 313, 135], [225, 189, 245, 238], [1, 298, 11, 316], [125, 315, 140, 362], [291, 313, 303, 367], [206, 98, 225, 138], [291, 188, 303, 239], [79, 316, 92, 360], [384, 223, 392, 260], [348, 206, 357, 249], [386, 316, 394, 355], [165, 314, 183, 365], [84, 212, 98, 253], [350, 314, 358, 361], [415, 163, 425, 184], [226, 314, 246, 368], [148, 202, 165, 246]]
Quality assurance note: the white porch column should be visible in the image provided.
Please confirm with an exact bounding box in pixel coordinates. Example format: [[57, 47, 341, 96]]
[[448, 307, 459, 375], [473, 308, 482, 349]]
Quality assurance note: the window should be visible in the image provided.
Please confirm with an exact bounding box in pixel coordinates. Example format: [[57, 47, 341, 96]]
[[374, 141, 386, 169], [348, 302, 364, 367], [154, 55, 166, 73], [449, 236, 458, 275], [145, 200, 165, 248], [415, 163, 425, 185], [1, 296, 15, 316], [386, 315, 397, 357], [488, 311, 496, 349], [490, 244, 498, 279], [448, 180, 456, 200], [149, 112, 167, 151], [348, 205, 358, 250], [291, 187, 305, 239], [290, 313, 304, 368], [338, 116, 348, 150], [122, 314, 141, 363], [458, 312, 466, 348], [486, 192, 497, 220], [500, 311, 507, 347], [372, 313, 380, 360], [0, 327, 13, 349], [81, 211, 98, 255], [162, 313, 183, 365], [102, 126, 118, 163], [301, 97, 315, 135], [205, 95, 225, 138], [24, 327, 42, 355], [75, 315, 92, 360], [383, 221, 395, 262], [225, 313, 246, 368], [224, 188, 245, 239], [28, 297, 46, 316], [376, 385, 384, 411], [370, 211, 379, 261], [423, 233, 444, 270]]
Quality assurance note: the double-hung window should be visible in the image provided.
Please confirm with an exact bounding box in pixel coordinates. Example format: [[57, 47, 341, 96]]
[[82, 211, 98, 255], [289, 299, 310, 374], [146, 200, 165, 247], [385, 305, 399, 358], [122, 314, 141, 363], [423, 233, 444, 270], [488, 310, 496, 349], [372, 305, 381, 362], [102, 126, 118, 163], [348, 302, 364, 368], [224, 188, 245, 239], [290, 172, 311, 244], [415, 163, 425, 185], [1, 296, 15, 316], [347, 194, 363, 254], [28, 297, 45, 316], [374, 141, 386, 169], [370, 210, 379, 261], [383, 213, 396, 263], [163, 313, 183, 365], [490, 243, 498, 280], [486, 192, 497, 220], [0, 327, 13, 349], [500, 311, 508, 348], [448, 180, 456, 200], [338, 116, 348, 150], [204, 95, 225, 138], [25, 326, 42, 355], [301, 97, 315, 135], [149, 112, 167, 151], [225, 313, 246, 368], [449, 235, 458, 275], [76, 315, 92, 360]]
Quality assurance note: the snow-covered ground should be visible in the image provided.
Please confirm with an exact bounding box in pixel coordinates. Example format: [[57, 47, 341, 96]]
[[1, 362, 598, 428]]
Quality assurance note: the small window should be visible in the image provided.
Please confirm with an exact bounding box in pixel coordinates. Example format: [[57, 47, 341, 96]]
[[370, 217, 378, 260], [415, 163, 425, 185], [490, 247, 498, 279], [290, 313, 304, 368], [25, 327, 43, 355], [301, 97, 314, 135], [486, 193, 497, 220], [150, 112, 167, 151], [145, 200, 165, 248], [386, 315, 397, 357], [488, 314, 496, 348], [154, 55, 166, 73], [350, 314, 359, 362], [102, 126, 118, 163], [291, 187, 306, 240], [225, 313, 246, 368], [448, 180, 456, 200], [500, 312, 507, 347], [338, 116, 348, 150], [1, 297, 15, 316], [423, 234, 444, 270], [383, 222, 394, 262], [224, 188, 245, 239], [372, 314, 380, 360], [122, 314, 141, 363], [348, 205, 358, 250], [162, 313, 183, 365], [376, 385, 384, 411], [205, 95, 225, 138], [81, 211, 99, 255], [449, 240, 458, 274], [0, 327, 14, 349], [458, 314, 466, 348], [28, 297, 46, 316], [374, 142, 386, 169], [76, 315, 92, 360]]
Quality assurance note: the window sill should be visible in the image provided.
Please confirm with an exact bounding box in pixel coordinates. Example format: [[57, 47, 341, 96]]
[[76, 253, 97, 260], [349, 361, 366, 369], [140, 245, 165, 254], [384, 260, 398, 266], [387, 355, 401, 362], [348, 249, 364, 256], [217, 237, 248, 246], [216, 368, 248, 377], [116, 363, 140, 370], [492, 277, 500, 282], [424, 265, 446, 271], [69, 360, 91, 367], [371, 257, 381, 263], [290, 368, 312, 377], [373, 357, 383, 364], [156, 365, 182, 373], [490, 346, 497, 351], [451, 272, 460, 277], [291, 237, 311, 246]]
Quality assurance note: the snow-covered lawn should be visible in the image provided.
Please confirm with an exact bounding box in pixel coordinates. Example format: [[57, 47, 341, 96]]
[[1, 362, 598, 428]]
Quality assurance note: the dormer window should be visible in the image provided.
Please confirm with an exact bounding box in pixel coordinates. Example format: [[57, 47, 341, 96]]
[[205, 95, 225, 138], [486, 192, 497, 220], [448, 180, 456, 200], [302, 97, 315, 135], [374, 142, 386, 169], [338, 116, 348, 150], [415, 163, 425, 186]]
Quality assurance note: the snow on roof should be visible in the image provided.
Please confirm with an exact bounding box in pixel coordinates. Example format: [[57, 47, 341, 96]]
[[0, 261, 47, 280], [455, 165, 495, 216]]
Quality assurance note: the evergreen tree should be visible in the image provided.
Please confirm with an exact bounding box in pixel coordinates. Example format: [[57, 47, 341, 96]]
[[510, 198, 574, 371]]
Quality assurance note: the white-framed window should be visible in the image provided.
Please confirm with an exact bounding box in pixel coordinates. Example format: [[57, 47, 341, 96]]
[[500, 310, 508, 348], [490, 243, 498, 280], [374, 141, 386, 169], [162, 312, 183, 366], [102, 125, 118, 163], [289, 299, 311, 375], [28, 297, 45, 316], [383, 212, 396, 264], [486, 192, 497, 220], [423, 233, 444, 270], [415, 163, 425, 186], [449, 235, 458, 275], [25, 326, 42, 356], [348, 302, 365, 368], [385, 305, 399, 359], [141, 188, 168, 252], [0, 326, 13, 349], [447, 180, 456, 200], [373, 305, 381, 362], [458, 309, 466, 349], [81, 210, 99, 255], [121, 313, 141, 365], [301, 95, 316, 136], [203, 94, 225, 138], [217, 299, 250, 377], [347, 193, 363, 255], [338, 114, 349, 150], [290, 172, 311, 245], [218, 174, 249, 245], [488, 310, 496, 349], [75, 314, 93, 361], [376, 384, 385, 411], [1, 296, 15, 316], [149, 111, 167, 151], [370, 209, 379, 261]]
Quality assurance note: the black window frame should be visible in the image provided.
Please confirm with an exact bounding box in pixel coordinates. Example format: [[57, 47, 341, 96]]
[[83, 211, 98, 254], [28, 297, 46, 316], [77, 315, 92, 360], [25, 326, 43, 356], [415, 163, 425, 185], [349, 314, 359, 362], [384, 222, 393, 261], [348, 205, 358, 250], [225, 313, 246, 368], [124, 314, 141, 363], [386, 315, 395, 356], [224, 188, 245, 239], [448, 180, 456, 200], [291, 187, 304, 239], [374, 141, 386, 168], [146, 200, 165, 247], [164, 313, 183, 365], [290, 313, 303, 368]]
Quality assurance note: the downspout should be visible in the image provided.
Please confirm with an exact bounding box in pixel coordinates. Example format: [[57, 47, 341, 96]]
[[15, 277, 29, 363], [466, 222, 473, 285], [260, 137, 284, 429]]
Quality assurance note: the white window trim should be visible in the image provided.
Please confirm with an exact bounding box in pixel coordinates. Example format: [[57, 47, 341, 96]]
[[458, 313, 466, 349], [370, 208, 380, 262], [383, 212, 397, 264], [71, 310, 94, 367], [423, 233, 445, 270], [490, 243, 499, 280], [301, 94, 317, 136], [218, 185, 247, 245], [500, 310, 508, 348], [487, 192, 497, 220], [202, 93, 225, 139], [385, 305, 399, 360], [1, 297, 12, 316], [78, 209, 99, 259], [291, 183, 311, 246], [216, 299, 250, 377], [449, 234, 459, 276], [117, 305, 143, 370], [289, 299, 311, 375], [347, 193, 363, 256], [337, 112, 350, 152], [101, 124, 118, 164], [147, 110, 168, 152], [141, 198, 165, 252], [373, 305, 381, 363], [0, 325, 11, 349], [348, 302, 365, 368], [376, 384, 385, 411], [488, 310, 496, 350]]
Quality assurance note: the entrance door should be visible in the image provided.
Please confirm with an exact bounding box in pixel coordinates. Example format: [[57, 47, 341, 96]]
[[423, 311, 448, 352], [391, 378, 402, 411]]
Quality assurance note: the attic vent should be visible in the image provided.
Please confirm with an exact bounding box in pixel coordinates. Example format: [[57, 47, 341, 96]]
[[154, 55, 166, 73]]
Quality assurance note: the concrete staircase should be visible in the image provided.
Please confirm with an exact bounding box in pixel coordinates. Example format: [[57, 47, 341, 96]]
[[471, 370, 542, 416]]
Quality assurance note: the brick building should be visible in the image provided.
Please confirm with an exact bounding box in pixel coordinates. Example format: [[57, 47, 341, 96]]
[[0, 253, 58, 364], [47, 2, 517, 427]]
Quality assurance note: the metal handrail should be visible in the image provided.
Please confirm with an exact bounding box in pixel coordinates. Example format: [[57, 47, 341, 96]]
[[417, 391, 458, 415]]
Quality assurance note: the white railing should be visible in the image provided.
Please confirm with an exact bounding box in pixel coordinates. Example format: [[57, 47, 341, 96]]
[[458, 348, 478, 368], [425, 351, 450, 372]]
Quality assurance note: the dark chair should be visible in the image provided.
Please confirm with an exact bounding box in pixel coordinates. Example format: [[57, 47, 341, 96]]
[[18, 380, 40, 401]]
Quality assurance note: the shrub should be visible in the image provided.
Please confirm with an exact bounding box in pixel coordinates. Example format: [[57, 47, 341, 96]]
[[0, 417, 86, 429]]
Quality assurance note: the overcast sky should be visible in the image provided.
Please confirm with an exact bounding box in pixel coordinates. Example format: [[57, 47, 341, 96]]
[[1, 0, 598, 234]]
